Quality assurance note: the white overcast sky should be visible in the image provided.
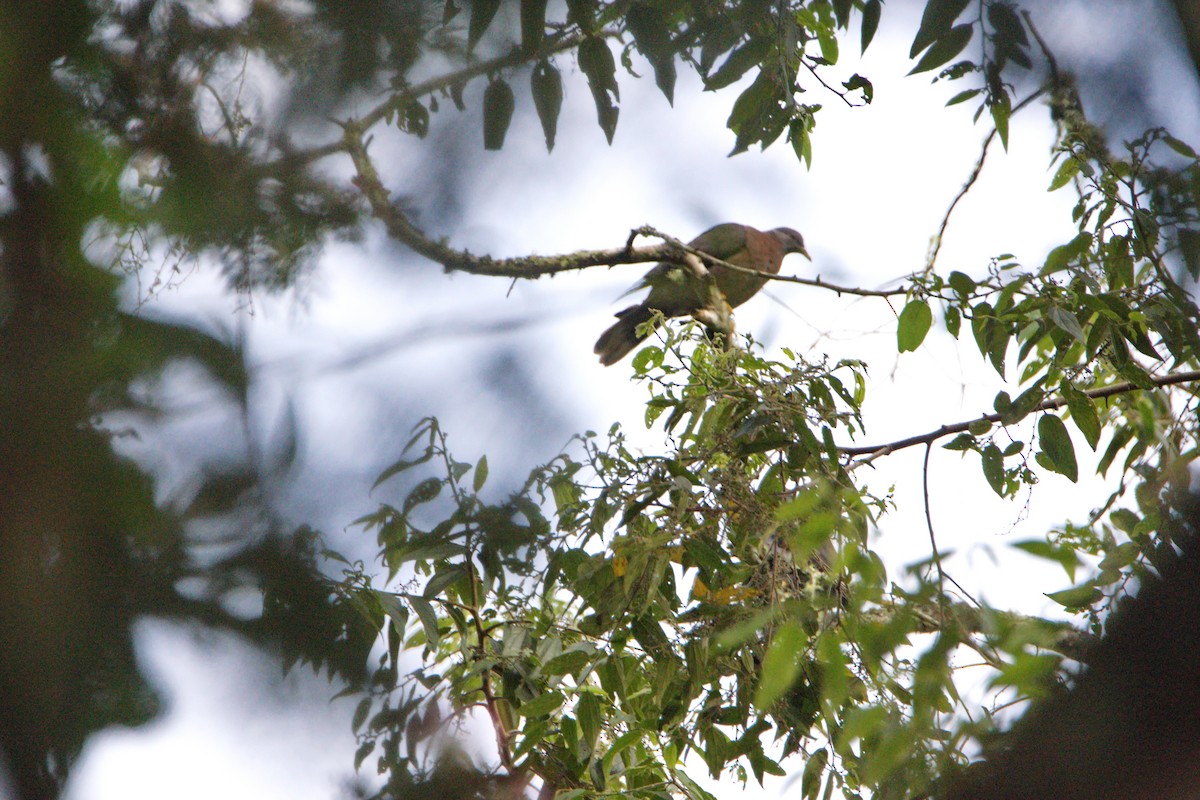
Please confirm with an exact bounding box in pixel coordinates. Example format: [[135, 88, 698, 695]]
[[61, 1, 1200, 799]]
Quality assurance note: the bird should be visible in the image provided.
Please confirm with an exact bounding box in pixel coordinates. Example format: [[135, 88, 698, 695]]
[[594, 223, 809, 366]]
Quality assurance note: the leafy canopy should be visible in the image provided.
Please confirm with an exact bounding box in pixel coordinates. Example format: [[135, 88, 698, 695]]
[[5, 1, 1200, 800]]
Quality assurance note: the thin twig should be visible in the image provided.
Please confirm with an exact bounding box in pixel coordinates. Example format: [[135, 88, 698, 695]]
[[925, 87, 1046, 272], [840, 369, 1200, 458], [923, 442, 946, 592], [343, 150, 911, 295]]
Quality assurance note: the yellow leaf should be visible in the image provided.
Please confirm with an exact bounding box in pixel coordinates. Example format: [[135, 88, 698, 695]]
[[712, 586, 759, 605]]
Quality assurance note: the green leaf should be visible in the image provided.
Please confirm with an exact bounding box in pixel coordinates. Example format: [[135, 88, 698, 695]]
[[409, 596, 441, 650], [473, 454, 489, 491], [1060, 383, 1101, 450], [577, 691, 602, 751], [1046, 305, 1085, 343], [424, 563, 467, 598], [517, 690, 564, 718], [375, 591, 410, 632], [981, 443, 1005, 495], [754, 624, 805, 709], [520, 0, 548, 52], [897, 299, 933, 352], [626, 3, 677, 104], [1011, 539, 1081, 582], [675, 770, 720, 800], [396, 98, 430, 138], [833, 0, 853, 27], [775, 490, 823, 522], [801, 747, 829, 800], [531, 60, 563, 151], [789, 117, 813, 168], [1048, 156, 1081, 191], [727, 69, 790, 155], [1164, 134, 1198, 160], [1037, 413, 1078, 482], [948, 270, 976, 298], [861, 0, 882, 52], [403, 477, 443, 512], [842, 74, 873, 103], [910, 0, 971, 57], [990, 90, 1011, 149], [1179, 228, 1200, 279], [354, 740, 375, 771], [908, 24, 974, 75], [1046, 583, 1102, 609], [579, 36, 620, 143], [818, 28, 839, 64], [946, 87, 981, 106], [943, 432, 975, 450], [945, 304, 961, 337], [565, 0, 595, 30], [352, 696, 371, 732], [706, 36, 772, 90], [468, 0, 501, 51], [482, 78, 516, 150], [1098, 426, 1133, 477]]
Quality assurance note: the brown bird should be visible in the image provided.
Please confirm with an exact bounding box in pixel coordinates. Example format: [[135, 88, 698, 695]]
[[594, 223, 809, 366]]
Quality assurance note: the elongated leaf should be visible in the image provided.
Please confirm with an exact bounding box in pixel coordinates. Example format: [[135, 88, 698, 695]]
[[473, 454, 489, 491], [706, 36, 772, 90], [981, 443, 1005, 495], [577, 691, 602, 751], [1060, 383, 1101, 450], [1011, 539, 1082, 582], [468, 0, 501, 51], [1037, 413, 1078, 482], [861, 0, 882, 52], [566, 0, 595, 30], [1164, 134, 1198, 160], [520, 0, 548, 52], [754, 624, 805, 708], [910, 0, 971, 57], [626, 3, 676, 104], [909, 24, 974, 75], [482, 78, 515, 150], [409, 596, 440, 650], [1046, 305, 1085, 343], [946, 87, 981, 106], [1046, 583, 1101, 609], [1041, 232, 1092, 275], [579, 36, 620, 142], [897, 299, 933, 352], [517, 690, 564, 718], [530, 59, 563, 151], [1048, 156, 1081, 191], [403, 477, 443, 512], [991, 89, 1011, 149]]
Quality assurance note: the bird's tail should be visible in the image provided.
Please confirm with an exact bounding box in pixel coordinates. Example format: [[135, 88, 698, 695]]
[[594, 304, 657, 366]]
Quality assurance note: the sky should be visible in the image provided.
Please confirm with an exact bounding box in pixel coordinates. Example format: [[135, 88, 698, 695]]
[[59, 1, 1200, 799]]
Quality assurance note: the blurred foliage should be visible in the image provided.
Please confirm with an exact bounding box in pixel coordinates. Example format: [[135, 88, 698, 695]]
[[293, 2, 1200, 800], [6, 1, 1200, 800]]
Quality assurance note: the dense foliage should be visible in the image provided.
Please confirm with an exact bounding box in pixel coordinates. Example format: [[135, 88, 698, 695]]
[[3, 1, 1200, 800]]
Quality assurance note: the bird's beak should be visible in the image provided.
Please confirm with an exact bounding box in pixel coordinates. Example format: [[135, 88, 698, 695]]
[[799, 245, 811, 261]]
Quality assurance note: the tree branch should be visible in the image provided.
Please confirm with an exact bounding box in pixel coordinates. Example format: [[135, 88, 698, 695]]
[[278, 32, 596, 169], [344, 142, 913, 295], [864, 597, 1097, 662], [841, 369, 1200, 459]]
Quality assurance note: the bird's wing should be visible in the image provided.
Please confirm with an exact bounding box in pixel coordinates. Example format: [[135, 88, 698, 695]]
[[615, 223, 751, 299]]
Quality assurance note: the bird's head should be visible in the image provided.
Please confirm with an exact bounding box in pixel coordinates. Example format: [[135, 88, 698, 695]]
[[770, 227, 809, 260]]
